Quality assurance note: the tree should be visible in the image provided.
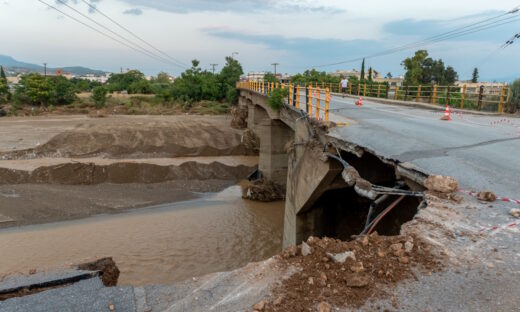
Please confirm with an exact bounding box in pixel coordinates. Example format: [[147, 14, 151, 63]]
[[51, 76, 77, 104], [402, 50, 458, 85], [0, 66, 8, 103], [507, 78, 520, 112], [92, 86, 108, 108], [107, 70, 146, 93], [263, 72, 278, 83], [15, 73, 53, 106], [368, 67, 373, 82], [0, 66, 6, 81], [360, 58, 365, 81], [402, 50, 428, 85], [444, 66, 458, 84], [155, 72, 171, 84], [0, 78, 9, 103], [219, 56, 243, 104], [472, 68, 479, 83]]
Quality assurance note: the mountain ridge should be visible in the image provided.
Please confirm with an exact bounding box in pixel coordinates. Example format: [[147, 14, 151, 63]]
[[0, 55, 107, 76]]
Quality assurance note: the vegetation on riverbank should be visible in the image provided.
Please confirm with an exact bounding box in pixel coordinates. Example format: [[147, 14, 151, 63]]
[[0, 56, 243, 116]]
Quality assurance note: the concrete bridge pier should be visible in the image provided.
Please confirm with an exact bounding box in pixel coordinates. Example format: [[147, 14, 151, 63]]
[[282, 119, 345, 247], [245, 94, 294, 187]]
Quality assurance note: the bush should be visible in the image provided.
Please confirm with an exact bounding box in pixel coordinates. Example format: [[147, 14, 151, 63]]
[[268, 87, 289, 110], [92, 86, 108, 108], [507, 79, 520, 113]]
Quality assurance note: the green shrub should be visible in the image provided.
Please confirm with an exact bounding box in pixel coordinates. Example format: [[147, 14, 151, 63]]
[[91, 86, 108, 108], [268, 87, 289, 110]]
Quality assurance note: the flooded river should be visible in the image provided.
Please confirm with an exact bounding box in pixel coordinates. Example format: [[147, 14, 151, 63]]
[[0, 186, 284, 286]]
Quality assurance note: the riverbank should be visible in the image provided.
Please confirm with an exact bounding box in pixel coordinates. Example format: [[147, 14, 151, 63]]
[[0, 115, 258, 228]]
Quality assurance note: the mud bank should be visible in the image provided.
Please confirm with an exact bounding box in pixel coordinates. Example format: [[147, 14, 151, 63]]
[[0, 115, 251, 158], [0, 157, 257, 185]]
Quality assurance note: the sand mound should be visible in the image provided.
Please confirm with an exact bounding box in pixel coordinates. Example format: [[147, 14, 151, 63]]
[[0, 161, 256, 185], [1, 120, 256, 159]]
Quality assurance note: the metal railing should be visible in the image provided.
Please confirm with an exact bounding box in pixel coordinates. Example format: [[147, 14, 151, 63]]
[[237, 81, 331, 122], [338, 82, 509, 113], [238, 80, 511, 116]]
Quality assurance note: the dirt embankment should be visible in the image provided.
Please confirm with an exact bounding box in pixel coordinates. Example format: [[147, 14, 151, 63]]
[[0, 117, 255, 159], [0, 160, 255, 185]]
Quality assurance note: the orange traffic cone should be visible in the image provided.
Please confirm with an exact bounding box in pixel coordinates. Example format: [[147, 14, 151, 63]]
[[356, 97, 363, 107], [441, 105, 451, 121]]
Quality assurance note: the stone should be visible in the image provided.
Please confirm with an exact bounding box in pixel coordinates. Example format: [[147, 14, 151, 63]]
[[308, 277, 314, 285], [393, 249, 405, 257], [301, 242, 312, 256], [424, 175, 458, 193], [390, 243, 403, 252], [326, 251, 356, 264], [109, 303, 115, 311], [399, 257, 409, 264], [320, 272, 328, 283], [317, 301, 331, 312], [350, 262, 365, 273], [377, 250, 386, 258], [253, 300, 266, 311], [346, 274, 370, 288], [510, 209, 520, 218], [77, 257, 119, 287], [362, 236, 369, 246], [477, 191, 497, 202], [282, 245, 298, 258], [273, 297, 283, 306], [404, 241, 414, 253]]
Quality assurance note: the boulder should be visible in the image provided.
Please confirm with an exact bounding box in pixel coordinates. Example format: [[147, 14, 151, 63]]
[[424, 175, 458, 193]]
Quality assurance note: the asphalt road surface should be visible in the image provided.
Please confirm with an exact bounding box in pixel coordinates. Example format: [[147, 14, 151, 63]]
[[326, 95, 520, 199]]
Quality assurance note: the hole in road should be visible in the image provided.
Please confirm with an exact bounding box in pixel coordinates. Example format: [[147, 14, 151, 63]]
[[298, 149, 424, 241]]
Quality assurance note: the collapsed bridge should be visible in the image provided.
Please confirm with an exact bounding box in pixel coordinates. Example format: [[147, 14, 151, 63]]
[[237, 84, 430, 248]]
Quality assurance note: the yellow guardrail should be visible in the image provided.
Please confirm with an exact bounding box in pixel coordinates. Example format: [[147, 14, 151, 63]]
[[238, 81, 331, 122]]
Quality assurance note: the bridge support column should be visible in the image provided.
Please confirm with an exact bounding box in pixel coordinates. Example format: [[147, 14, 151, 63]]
[[283, 119, 344, 247], [256, 110, 293, 186]]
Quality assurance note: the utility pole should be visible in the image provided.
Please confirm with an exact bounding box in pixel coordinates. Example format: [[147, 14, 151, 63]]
[[271, 63, 279, 76], [43, 63, 47, 77], [210, 64, 218, 74]]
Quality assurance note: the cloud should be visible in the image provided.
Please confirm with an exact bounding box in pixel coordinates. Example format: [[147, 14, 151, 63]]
[[119, 0, 343, 14], [123, 8, 143, 15]]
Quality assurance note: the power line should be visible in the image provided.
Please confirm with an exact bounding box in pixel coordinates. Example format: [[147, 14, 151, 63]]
[[37, 0, 178, 67], [307, 7, 520, 69], [79, 0, 186, 67], [54, 0, 183, 68]]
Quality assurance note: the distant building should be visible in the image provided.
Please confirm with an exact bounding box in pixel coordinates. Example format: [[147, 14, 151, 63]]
[[329, 69, 383, 80], [329, 69, 361, 79], [454, 81, 507, 95], [246, 72, 266, 82], [373, 77, 404, 87], [7, 76, 20, 85], [79, 73, 111, 84]]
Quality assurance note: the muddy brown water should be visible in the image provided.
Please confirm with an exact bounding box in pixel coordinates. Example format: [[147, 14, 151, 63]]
[[0, 186, 284, 286]]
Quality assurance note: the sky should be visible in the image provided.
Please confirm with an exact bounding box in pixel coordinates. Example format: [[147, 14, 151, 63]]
[[0, 0, 519, 81]]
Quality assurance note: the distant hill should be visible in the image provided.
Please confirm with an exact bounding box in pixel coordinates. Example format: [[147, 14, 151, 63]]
[[0, 55, 107, 76]]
